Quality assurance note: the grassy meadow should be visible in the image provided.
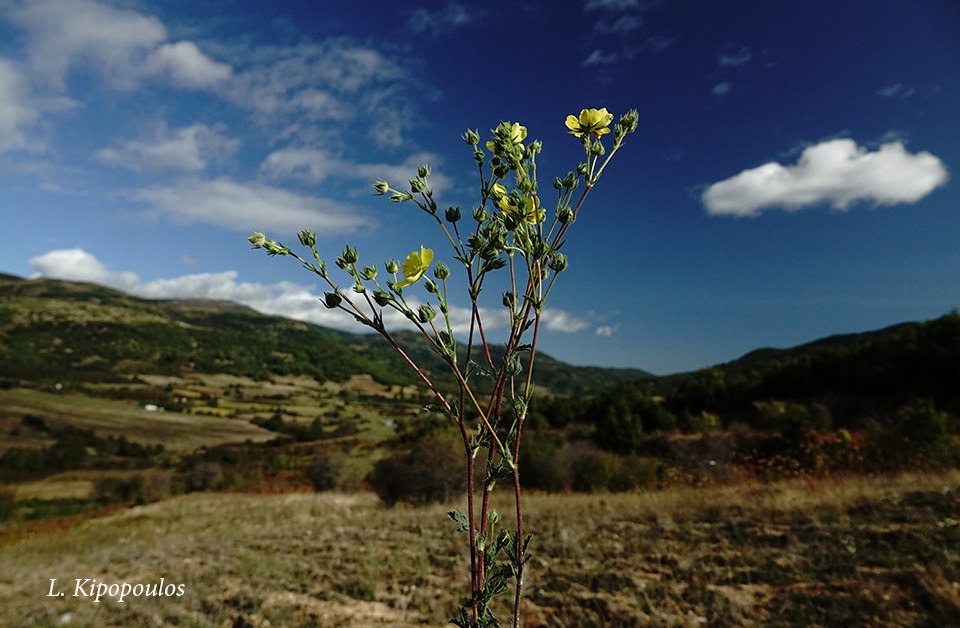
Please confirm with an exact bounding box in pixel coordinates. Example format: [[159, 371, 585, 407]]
[[2, 281, 959, 626], [2, 472, 960, 626]]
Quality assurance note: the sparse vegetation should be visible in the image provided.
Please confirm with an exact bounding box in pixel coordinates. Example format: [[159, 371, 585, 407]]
[[2, 473, 960, 626], [2, 272, 960, 624]]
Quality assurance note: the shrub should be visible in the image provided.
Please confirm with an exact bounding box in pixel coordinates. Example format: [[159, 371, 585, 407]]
[[519, 439, 565, 492], [94, 475, 144, 504], [0, 488, 15, 521], [307, 449, 345, 492], [368, 436, 462, 506]]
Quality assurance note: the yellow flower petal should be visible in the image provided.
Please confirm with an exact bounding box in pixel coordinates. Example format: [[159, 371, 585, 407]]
[[565, 107, 614, 138], [396, 246, 433, 289]]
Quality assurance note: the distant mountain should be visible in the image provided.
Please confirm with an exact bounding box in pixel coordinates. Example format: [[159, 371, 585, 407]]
[[0, 274, 648, 394], [658, 312, 960, 420]]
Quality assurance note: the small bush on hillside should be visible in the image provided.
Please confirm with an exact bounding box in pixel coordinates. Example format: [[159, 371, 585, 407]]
[[307, 449, 345, 492], [0, 488, 15, 521], [368, 436, 462, 506]]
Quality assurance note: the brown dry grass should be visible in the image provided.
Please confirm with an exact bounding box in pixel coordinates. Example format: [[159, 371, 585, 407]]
[[2, 471, 960, 626]]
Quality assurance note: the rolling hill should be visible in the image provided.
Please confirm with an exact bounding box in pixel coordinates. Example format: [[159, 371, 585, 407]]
[[0, 273, 649, 395]]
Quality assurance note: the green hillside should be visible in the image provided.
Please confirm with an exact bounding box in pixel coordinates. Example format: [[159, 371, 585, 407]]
[[0, 274, 646, 393]]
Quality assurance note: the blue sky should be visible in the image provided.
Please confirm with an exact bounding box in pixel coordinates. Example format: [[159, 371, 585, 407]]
[[1, 0, 957, 375]]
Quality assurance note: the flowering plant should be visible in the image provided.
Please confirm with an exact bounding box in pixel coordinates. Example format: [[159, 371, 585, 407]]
[[249, 107, 638, 627]]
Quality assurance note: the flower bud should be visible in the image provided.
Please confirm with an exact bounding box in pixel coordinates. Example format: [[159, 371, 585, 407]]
[[502, 292, 515, 309], [264, 240, 290, 256], [548, 253, 568, 273], [462, 129, 480, 146], [557, 206, 575, 224], [590, 140, 605, 156], [385, 259, 400, 274], [390, 192, 412, 203], [553, 177, 563, 191], [417, 164, 431, 178], [424, 278, 438, 294], [373, 291, 392, 306], [563, 172, 579, 190], [248, 232, 266, 248], [505, 352, 522, 376], [372, 179, 389, 195], [576, 162, 589, 176], [433, 262, 450, 280], [323, 292, 342, 309], [297, 229, 317, 247], [361, 264, 378, 280], [529, 140, 542, 154], [342, 245, 358, 264], [409, 177, 426, 193], [417, 303, 436, 323], [473, 206, 489, 223], [618, 109, 639, 136], [445, 206, 461, 223]]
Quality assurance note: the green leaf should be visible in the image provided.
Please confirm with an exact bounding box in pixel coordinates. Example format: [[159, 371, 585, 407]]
[[447, 506, 470, 533]]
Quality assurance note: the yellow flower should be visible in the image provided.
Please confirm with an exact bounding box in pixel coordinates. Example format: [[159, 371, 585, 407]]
[[486, 122, 528, 152], [519, 196, 546, 224], [395, 246, 434, 289], [565, 108, 614, 138]]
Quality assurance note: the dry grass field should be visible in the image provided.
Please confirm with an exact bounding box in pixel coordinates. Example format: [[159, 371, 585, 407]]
[[2, 471, 960, 627]]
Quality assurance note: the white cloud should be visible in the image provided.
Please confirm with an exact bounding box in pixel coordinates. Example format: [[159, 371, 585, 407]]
[[29, 249, 590, 337], [407, 2, 481, 35], [584, 0, 641, 11], [712, 81, 731, 96], [260, 148, 453, 195], [7, 0, 229, 90], [594, 14, 643, 33], [876, 83, 915, 98], [719, 46, 752, 68], [29, 248, 138, 290], [96, 123, 239, 173], [223, 40, 417, 147], [595, 324, 618, 337], [146, 41, 232, 88], [134, 177, 371, 234], [0, 58, 36, 152], [96, 124, 240, 172], [583, 49, 618, 66], [702, 139, 949, 217], [542, 310, 590, 333]]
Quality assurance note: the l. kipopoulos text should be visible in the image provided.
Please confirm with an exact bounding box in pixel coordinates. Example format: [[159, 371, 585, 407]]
[[47, 578, 185, 603]]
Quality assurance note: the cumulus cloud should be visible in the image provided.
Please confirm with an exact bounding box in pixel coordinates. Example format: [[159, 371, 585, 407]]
[[96, 123, 240, 172], [702, 139, 949, 217], [542, 311, 590, 334], [29, 248, 589, 337], [133, 177, 370, 233], [29, 248, 138, 290], [146, 41, 232, 88], [0, 58, 36, 152], [7, 0, 229, 90]]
